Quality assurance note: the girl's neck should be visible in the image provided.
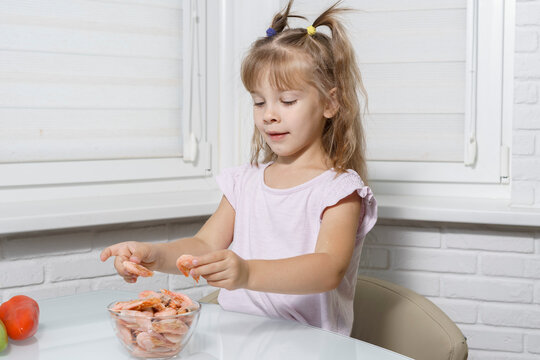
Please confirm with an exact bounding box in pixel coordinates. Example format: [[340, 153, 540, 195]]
[[265, 143, 332, 189], [265, 157, 332, 190], [273, 156, 330, 172], [273, 143, 331, 171]]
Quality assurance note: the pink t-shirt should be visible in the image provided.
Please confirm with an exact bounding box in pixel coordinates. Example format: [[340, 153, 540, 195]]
[[215, 162, 377, 335]]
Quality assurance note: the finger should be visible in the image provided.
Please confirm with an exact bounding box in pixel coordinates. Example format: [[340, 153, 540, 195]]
[[114, 254, 137, 278], [192, 260, 227, 278], [200, 268, 229, 283], [194, 250, 227, 267], [100, 243, 131, 262], [100, 246, 115, 261], [127, 242, 149, 264], [123, 275, 137, 283], [206, 278, 233, 290]]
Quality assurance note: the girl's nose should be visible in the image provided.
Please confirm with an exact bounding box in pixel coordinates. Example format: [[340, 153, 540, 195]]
[[263, 108, 280, 123]]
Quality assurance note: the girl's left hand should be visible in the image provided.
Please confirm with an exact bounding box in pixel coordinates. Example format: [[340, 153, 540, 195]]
[[190, 250, 249, 290]]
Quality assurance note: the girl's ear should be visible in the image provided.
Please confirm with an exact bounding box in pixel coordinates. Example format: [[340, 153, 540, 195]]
[[323, 87, 339, 119]]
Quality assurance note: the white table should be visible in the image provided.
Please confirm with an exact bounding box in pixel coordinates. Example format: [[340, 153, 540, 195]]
[[3, 291, 413, 360]]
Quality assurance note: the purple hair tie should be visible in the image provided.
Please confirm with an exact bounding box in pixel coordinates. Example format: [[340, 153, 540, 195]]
[[266, 27, 277, 37]]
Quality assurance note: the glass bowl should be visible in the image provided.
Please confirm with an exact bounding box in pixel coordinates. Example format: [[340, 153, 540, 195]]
[[107, 299, 201, 359]]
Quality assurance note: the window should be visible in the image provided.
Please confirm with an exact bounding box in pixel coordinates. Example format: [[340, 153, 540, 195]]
[[274, 0, 512, 200], [352, 0, 512, 197], [0, 0, 232, 233]]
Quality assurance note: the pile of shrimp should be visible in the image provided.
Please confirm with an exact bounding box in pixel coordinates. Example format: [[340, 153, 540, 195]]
[[109, 289, 199, 358]]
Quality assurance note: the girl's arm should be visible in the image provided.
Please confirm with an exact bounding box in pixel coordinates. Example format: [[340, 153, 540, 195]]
[[192, 192, 362, 294], [154, 196, 236, 274], [100, 195, 235, 278]]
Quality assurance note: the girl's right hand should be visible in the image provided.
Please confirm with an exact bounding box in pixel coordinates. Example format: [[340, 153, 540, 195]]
[[100, 241, 160, 283]]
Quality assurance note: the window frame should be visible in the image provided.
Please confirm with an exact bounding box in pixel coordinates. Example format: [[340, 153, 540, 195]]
[[0, 0, 212, 187], [367, 0, 507, 186]]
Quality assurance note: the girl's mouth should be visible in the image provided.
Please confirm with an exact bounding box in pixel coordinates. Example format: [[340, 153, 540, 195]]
[[267, 132, 288, 141]]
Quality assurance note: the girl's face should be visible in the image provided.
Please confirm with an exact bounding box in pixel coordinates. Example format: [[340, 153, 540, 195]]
[[251, 78, 334, 163]]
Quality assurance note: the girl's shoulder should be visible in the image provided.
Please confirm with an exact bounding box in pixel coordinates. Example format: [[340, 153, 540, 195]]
[[323, 168, 375, 206], [323, 169, 377, 238], [327, 168, 366, 187], [215, 162, 266, 209], [216, 162, 267, 188]]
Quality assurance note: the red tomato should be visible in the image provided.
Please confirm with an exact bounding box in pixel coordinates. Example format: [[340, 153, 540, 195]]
[[0, 295, 40, 340]]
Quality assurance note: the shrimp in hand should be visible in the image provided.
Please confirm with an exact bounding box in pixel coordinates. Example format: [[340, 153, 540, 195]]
[[176, 255, 200, 283], [123, 260, 154, 277]]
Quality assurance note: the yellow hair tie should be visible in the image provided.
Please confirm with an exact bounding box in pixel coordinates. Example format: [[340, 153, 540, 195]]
[[307, 25, 316, 36]]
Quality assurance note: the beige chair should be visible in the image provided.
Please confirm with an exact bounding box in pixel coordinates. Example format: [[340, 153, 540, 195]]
[[352, 275, 468, 360], [199, 275, 468, 360], [199, 289, 219, 304]]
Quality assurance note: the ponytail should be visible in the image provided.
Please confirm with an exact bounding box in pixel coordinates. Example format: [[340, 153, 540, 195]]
[[310, 1, 369, 183], [269, 0, 306, 34]]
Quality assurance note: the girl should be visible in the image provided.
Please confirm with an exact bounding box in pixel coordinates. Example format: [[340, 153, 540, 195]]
[[100, 0, 377, 336]]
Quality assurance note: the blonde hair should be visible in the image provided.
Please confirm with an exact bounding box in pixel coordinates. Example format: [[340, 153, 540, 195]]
[[241, 0, 369, 182]]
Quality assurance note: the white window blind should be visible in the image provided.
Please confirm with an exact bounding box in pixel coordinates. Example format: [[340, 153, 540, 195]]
[[354, 2, 466, 162], [0, 0, 185, 162], [284, 0, 508, 197], [0, 0, 234, 234], [0, 0, 211, 189], [350, 0, 505, 185], [352, 0, 466, 163]]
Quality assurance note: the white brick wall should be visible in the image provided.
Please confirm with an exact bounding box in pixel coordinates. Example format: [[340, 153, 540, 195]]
[[4, 221, 537, 360], [513, 0, 540, 206], [0, 219, 217, 304], [360, 224, 540, 360]]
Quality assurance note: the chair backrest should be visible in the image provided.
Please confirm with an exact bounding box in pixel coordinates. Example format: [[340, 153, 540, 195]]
[[351, 275, 468, 360], [199, 289, 219, 304]]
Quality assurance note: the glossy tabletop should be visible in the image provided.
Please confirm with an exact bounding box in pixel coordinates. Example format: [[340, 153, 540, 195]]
[[2, 291, 412, 360]]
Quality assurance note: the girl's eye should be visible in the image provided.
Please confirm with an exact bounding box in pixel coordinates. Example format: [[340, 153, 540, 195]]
[[282, 100, 297, 106], [253, 102, 264, 107]]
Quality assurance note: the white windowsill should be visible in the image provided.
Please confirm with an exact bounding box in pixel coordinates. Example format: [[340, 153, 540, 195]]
[[377, 194, 540, 227], [1, 192, 539, 236], [0, 190, 222, 236]]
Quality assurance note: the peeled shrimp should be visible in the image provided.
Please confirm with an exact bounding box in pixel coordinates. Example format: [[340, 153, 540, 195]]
[[176, 254, 200, 282], [131, 345, 180, 358], [112, 297, 163, 311], [115, 310, 153, 331], [138, 290, 160, 299], [110, 289, 199, 357], [160, 289, 196, 312], [152, 318, 189, 335], [136, 331, 176, 351], [117, 323, 135, 345], [154, 308, 177, 317], [163, 332, 184, 344], [123, 260, 154, 277]]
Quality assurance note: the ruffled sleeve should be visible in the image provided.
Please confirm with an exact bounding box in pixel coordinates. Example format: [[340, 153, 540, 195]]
[[320, 171, 378, 239], [215, 164, 249, 210]]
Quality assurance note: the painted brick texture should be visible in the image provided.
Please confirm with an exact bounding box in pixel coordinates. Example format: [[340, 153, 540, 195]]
[[513, 0, 540, 208], [6, 221, 537, 360], [360, 224, 540, 360], [0, 219, 216, 304], [4, 223, 536, 359]]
